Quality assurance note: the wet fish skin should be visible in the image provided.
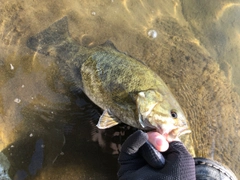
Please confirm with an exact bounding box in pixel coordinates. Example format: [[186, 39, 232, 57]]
[[27, 16, 190, 137]]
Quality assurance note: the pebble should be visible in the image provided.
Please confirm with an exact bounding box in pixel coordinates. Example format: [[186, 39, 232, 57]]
[[10, 64, 14, 70], [14, 98, 21, 103]]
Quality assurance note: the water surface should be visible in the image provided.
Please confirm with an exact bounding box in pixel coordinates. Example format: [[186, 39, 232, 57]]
[[0, 0, 240, 179]]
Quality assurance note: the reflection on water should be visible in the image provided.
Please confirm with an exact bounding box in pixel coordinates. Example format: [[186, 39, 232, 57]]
[[0, 0, 240, 179]]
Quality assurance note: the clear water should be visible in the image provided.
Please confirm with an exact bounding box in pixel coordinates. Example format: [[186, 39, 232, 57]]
[[0, 0, 240, 179]]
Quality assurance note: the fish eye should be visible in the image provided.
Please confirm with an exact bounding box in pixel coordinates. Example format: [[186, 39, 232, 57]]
[[170, 110, 177, 119]]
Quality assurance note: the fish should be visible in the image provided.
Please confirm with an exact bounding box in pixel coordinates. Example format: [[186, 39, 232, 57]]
[[26, 16, 190, 138]]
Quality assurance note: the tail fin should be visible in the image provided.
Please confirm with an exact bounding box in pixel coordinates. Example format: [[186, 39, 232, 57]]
[[27, 16, 70, 55]]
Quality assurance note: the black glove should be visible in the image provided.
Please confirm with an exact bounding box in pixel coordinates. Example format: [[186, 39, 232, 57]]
[[118, 130, 196, 180]]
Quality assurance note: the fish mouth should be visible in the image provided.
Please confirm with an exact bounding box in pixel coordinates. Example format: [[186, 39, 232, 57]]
[[155, 126, 191, 139], [169, 126, 191, 139], [177, 127, 191, 136]]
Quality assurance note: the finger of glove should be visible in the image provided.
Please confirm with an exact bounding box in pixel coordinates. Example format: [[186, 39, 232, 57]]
[[119, 165, 167, 180], [140, 141, 165, 169], [120, 130, 148, 155], [161, 141, 187, 164], [118, 130, 148, 178], [163, 141, 190, 158], [160, 141, 195, 179]]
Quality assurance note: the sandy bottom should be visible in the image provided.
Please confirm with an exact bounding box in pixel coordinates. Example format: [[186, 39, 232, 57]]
[[0, 0, 240, 179]]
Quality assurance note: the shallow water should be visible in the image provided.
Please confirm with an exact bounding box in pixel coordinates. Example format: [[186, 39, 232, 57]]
[[0, 0, 240, 179]]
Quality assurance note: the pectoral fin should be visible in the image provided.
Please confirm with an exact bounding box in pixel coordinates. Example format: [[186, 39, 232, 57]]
[[96, 109, 121, 129]]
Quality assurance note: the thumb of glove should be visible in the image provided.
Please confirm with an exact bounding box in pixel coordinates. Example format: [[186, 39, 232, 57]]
[[118, 130, 148, 162], [140, 141, 165, 169]]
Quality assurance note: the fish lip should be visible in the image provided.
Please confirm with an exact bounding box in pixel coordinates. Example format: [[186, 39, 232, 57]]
[[179, 127, 191, 136], [154, 126, 191, 137], [171, 126, 191, 137]]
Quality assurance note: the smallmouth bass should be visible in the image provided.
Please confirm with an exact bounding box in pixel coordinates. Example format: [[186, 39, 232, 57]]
[[27, 16, 190, 138]]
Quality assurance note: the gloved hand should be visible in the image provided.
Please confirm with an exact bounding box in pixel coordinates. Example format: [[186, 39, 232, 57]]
[[118, 130, 196, 180]]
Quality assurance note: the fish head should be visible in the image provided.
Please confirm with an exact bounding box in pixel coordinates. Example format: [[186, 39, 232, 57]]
[[137, 90, 190, 139]]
